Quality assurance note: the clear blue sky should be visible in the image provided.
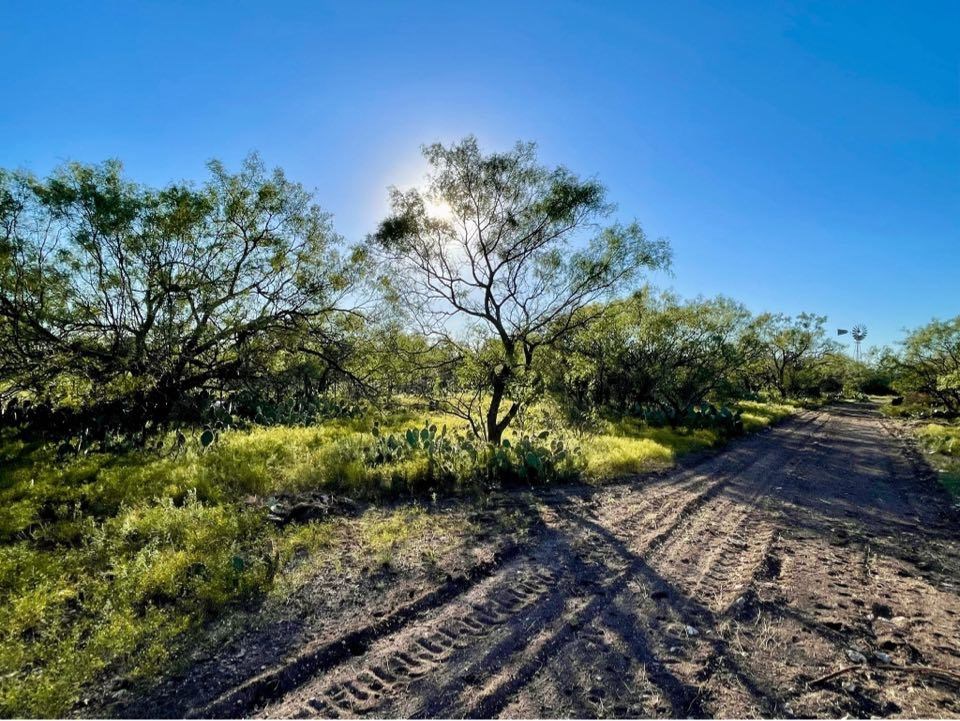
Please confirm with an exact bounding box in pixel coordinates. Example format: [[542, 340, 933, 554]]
[[2, 1, 957, 350]]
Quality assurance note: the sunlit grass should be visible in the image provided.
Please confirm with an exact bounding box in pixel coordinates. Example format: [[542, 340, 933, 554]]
[[582, 417, 713, 478], [579, 401, 794, 480], [916, 423, 960, 456], [736, 400, 796, 432], [915, 422, 960, 498], [0, 399, 794, 715]]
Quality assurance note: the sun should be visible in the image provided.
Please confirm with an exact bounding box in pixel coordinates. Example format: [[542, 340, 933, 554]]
[[424, 197, 453, 222]]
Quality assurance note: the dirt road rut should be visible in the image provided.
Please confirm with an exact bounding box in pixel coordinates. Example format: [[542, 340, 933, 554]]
[[213, 404, 960, 718]]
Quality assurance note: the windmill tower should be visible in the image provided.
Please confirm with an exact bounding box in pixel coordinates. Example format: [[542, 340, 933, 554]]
[[851, 324, 867, 363]]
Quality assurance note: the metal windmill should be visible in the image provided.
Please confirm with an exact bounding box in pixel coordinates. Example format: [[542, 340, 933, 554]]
[[851, 324, 867, 362]]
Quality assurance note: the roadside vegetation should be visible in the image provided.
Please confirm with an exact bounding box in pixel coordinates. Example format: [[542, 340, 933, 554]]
[[911, 423, 960, 499], [0, 137, 955, 715], [876, 317, 960, 498], [0, 398, 795, 715]]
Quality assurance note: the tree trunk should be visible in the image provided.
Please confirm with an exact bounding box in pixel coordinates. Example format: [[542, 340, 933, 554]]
[[485, 365, 523, 445], [486, 375, 506, 444]]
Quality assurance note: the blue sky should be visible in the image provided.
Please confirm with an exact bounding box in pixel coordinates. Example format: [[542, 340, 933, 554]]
[[1, 0, 957, 350]]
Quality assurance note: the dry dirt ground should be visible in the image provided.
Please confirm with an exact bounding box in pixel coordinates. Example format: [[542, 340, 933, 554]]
[[110, 403, 960, 718]]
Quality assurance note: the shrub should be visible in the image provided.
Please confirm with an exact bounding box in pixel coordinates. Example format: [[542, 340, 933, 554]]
[[917, 424, 960, 457], [366, 421, 583, 490]]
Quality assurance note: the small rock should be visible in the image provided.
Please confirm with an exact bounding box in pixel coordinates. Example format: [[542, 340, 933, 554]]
[[873, 651, 892, 664], [846, 649, 867, 664], [684, 625, 699, 637]]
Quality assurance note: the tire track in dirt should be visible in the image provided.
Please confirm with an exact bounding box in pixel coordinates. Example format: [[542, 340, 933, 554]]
[[254, 411, 831, 718], [706, 407, 960, 719], [292, 566, 561, 718], [205, 419, 819, 718], [464, 414, 833, 718]]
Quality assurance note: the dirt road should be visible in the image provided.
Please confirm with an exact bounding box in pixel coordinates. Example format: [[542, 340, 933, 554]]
[[139, 404, 960, 718]]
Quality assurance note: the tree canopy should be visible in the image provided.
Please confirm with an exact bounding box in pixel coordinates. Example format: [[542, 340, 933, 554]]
[[0, 155, 363, 432], [371, 137, 671, 442], [0, 138, 950, 446]]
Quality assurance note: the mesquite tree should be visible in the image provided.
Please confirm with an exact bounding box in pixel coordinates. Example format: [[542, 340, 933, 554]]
[[0, 155, 361, 430], [545, 291, 765, 423], [372, 137, 670, 443], [756, 312, 835, 398], [895, 316, 960, 412]]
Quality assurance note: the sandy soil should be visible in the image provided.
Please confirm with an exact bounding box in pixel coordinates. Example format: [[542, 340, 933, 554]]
[[112, 403, 960, 718]]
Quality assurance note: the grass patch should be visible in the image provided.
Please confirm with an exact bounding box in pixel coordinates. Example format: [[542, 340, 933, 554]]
[[356, 505, 461, 569], [583, 419, 714, 478], [915, 422, 960, 499], [0, 487, 273, 716], [0, 399, 794, 715], [581, 401, 795, 480], [736, 400, 795, 432]]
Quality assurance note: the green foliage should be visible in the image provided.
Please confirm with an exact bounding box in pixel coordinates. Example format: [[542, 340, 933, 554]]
[[915, 422, 960, 498], [0, 479, 275, 716], [582, 422, 704, 478], [735, 400, 796, 432], [894, 317, 960, 415], [917, 423, 960, 457], [630, 402, 745, 436], [245, 394, 366, 427], [0, 156, 365, 439], [545, 290, 768, 422], [370, 137, 670, 443], [580, 400, 793, 480], [754, 312, 838, 399], [366, 420, 582, 489]]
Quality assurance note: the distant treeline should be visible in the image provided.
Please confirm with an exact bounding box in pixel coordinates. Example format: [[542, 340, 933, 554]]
[[1, 138, 957, 446]]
